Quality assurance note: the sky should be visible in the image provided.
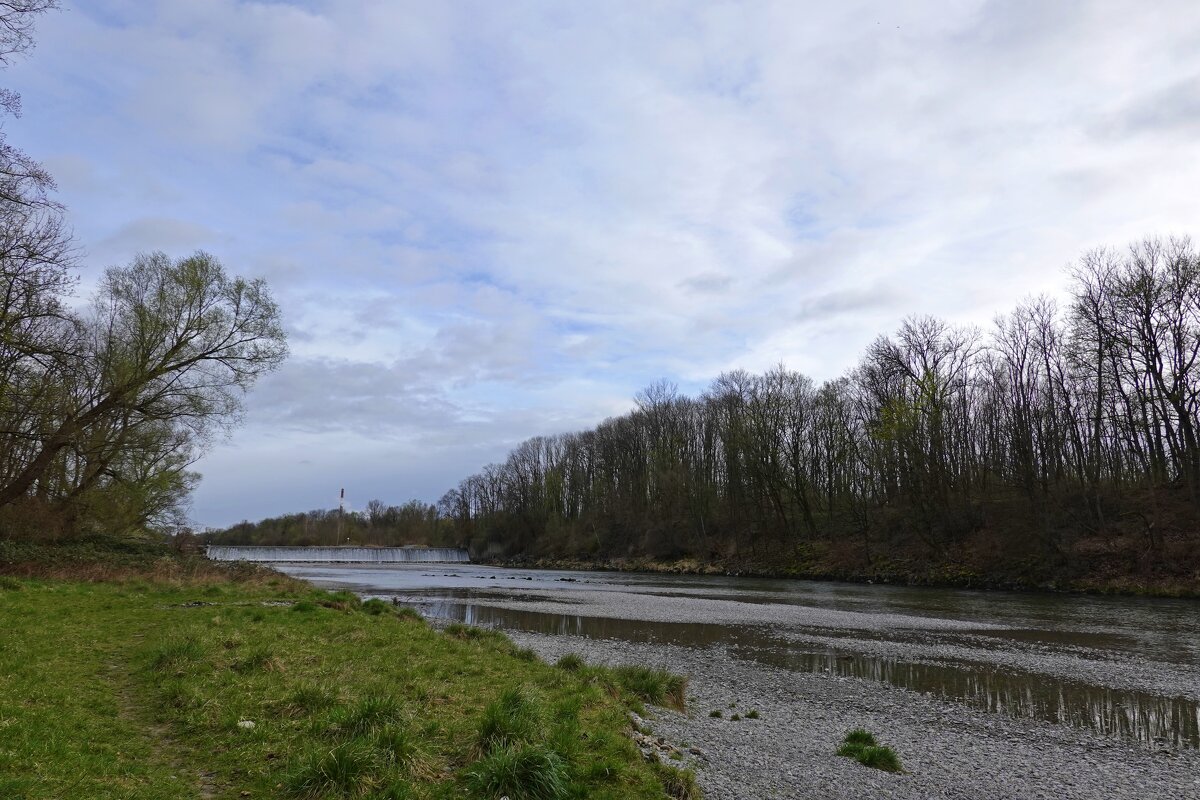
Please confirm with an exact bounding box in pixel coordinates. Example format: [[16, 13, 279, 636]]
[[7, 1, 1200, 528]]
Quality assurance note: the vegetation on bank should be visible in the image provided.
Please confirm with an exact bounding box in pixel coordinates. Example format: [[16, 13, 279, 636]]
[[0, 547, 697, 800], [836, 729, 903, 773]]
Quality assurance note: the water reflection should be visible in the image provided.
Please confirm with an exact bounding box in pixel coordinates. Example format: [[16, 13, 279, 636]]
[[413, 598, 1200, 750]]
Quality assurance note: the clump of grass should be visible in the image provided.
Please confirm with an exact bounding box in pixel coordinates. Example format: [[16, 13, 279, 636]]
[[149, 635, 204, 670], [730, 713, 741, 721], [326, 694, 404, 738], [745, 709, 760, 719], [361, 598, 392, 615], [555, 653, 584, 671], [476, 686, 545, 753], [512, 646, 539, 662], [286, 683, 336, 715], [444, 622, 507, 643], [374, 724, 433, 779], [0, 576, 23, 591], [231, 646, 279, 673], [316, 590, 361, 611], [393, 605, 423, 623], [464, 744, 570, 800], [284, 740, 379, 798], [291, 600, 318, 613], [653, 762, 702, 800], [159, 678, 202, 710], [837, 728, 903, 773], [611, 665, 687, 710], [708, 710, 722, 718], [368, 782, 415, 800]]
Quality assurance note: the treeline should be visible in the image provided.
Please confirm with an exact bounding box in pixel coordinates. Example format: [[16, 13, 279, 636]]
[[204, 501, 446, 548], [437, 238, 1200, 587], [0, 5, 286, 540]]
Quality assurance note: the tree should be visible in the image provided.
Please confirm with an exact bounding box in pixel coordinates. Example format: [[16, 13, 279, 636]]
[[0, 251, 288, 518]]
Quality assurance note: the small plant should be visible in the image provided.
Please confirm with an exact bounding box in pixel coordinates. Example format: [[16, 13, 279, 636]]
[[513, 646, 539, 662], [284, 741, 379, 797], [286, 683, 335, 715], [291, 600, 317, 613], [362, 598, 392, 615], [374, 724, 432, 778], [611, 665, 687, 710], [653, 762, 702, 800], [231, 646, 278, 673], [555, 653, 584, 671], [444, 623, 506, 643], [476, 686, 545, 754], [730, 713, 741, 721], [708, 710, 722, 718], [316, 590, 361, 611], [393, 605, 423, 622], [464, 744, 570, 800], [150, 636, 204, 670], [745, 709, 760, 719], [0, 576, 23, 591], [327, 694, 404, 738], [837, 728, 903, 773]]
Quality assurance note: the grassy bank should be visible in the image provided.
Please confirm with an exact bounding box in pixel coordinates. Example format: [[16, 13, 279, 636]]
[[0, 547, 695, 799]]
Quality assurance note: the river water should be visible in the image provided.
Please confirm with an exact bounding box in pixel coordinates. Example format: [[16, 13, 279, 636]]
[[276, 562, 1200, 751]]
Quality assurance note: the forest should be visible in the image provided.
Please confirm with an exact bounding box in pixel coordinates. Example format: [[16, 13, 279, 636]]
[[217, 237, 1200, 591]]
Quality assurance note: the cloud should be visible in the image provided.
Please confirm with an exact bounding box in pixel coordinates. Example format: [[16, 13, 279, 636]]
[[9, 0, 1200, 525]]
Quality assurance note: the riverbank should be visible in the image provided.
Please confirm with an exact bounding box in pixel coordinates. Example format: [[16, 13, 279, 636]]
[[0, 544, 695, 799], [505, 631, 1200, 800], [481, 550, 1200, 598]]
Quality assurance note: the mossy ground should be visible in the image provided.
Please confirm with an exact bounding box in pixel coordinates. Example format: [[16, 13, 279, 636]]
[[0, 574, 692, 799]]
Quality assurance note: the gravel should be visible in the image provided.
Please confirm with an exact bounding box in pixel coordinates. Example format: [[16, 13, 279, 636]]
[[508, 632, 1200, 800]]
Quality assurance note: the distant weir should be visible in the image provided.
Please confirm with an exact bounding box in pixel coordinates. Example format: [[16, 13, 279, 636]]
[[205, 546, 470, 563]]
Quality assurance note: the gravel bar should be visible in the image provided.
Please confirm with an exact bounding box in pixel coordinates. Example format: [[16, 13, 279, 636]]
[[505, 631, 1200, 800]]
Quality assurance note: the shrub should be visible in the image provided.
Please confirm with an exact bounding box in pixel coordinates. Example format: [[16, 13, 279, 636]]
[[708, 710, 722, 718], [464, 744, 570, 800]]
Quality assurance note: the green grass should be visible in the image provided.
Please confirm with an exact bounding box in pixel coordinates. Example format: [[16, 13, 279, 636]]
[[0, 574, 697, 799], [836, 728, 904, 773], [555, 652, 584, 671]]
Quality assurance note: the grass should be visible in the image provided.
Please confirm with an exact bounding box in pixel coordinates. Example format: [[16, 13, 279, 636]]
[[0, 562, 698, 799], [836, 728, 904, 773]]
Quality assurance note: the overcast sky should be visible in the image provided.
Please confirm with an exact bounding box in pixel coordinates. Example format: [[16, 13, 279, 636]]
[[8, 1, 1200, 527]]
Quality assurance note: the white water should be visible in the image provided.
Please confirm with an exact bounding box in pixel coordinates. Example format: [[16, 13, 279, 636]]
[[205, 546, 470, 563]]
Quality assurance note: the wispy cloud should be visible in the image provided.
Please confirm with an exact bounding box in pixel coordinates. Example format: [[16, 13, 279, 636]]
[[9, 0, 1200, 524]]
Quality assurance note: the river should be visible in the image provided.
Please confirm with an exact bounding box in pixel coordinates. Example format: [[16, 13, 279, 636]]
[[276, 562, 1200, 799]]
